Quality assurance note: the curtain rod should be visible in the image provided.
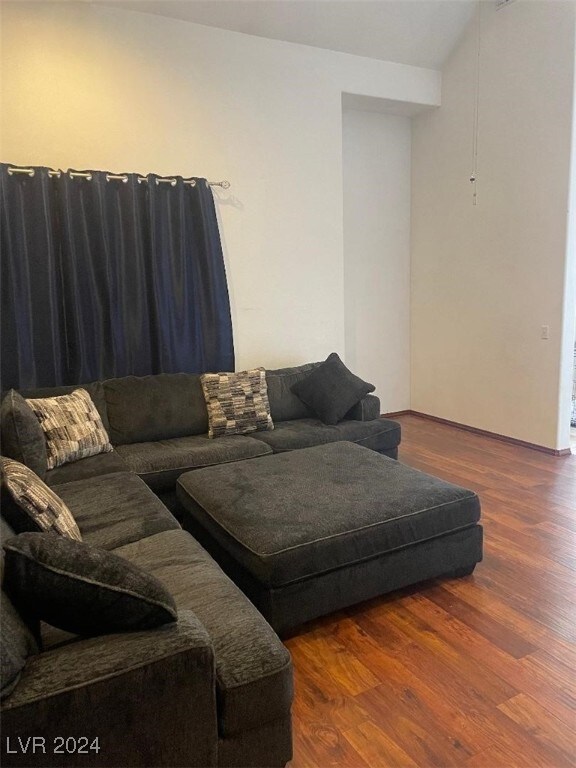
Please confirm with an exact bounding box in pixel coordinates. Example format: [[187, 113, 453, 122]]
[[6, 166, 230, 189]]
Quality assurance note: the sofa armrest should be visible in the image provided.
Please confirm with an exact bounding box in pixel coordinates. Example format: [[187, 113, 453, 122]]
[[1, 611, 217, 767], [344, 394, 381, 422]]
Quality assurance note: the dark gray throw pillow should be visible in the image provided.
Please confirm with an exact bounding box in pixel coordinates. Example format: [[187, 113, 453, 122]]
[[3, 533, 178, 636], [0, 589, 39, 700], [291, 352, 375, 425], [0, 390, 47, 479]]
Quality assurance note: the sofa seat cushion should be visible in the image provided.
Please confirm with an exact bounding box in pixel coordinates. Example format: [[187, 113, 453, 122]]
[[177, 442, 481, 588], [114, 529, 292, 738], [250, 417, 400, 454], [114, 435, 272, 491], [44, 450, 129, 487], [55, 472, 180, 550]]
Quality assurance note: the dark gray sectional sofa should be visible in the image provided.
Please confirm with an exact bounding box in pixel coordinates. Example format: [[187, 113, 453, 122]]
[[1, 362, 400, 767], [1, 483, 293, 768], [10, 363, 399, 509]]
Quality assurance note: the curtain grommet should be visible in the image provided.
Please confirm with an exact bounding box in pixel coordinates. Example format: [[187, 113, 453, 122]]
[[7, 167, 35, 177]]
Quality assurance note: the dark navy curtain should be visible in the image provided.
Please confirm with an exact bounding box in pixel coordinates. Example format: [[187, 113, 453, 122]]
[[0, 164, 234, 389]]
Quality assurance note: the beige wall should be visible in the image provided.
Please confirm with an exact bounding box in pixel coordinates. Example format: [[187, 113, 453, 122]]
[[8, 2, 572, 447], [1, 1, 438, 383], [411, 1, 576, 450], [343, 109, 412, 411]]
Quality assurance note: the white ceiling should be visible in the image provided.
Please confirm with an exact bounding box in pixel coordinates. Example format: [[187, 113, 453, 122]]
[[100, 0, 477, 69]]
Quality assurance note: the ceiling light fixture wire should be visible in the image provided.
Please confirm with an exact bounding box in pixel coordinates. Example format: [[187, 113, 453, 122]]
[[470, 0, 482, 206]]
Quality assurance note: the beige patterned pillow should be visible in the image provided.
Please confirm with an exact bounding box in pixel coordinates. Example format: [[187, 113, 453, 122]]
[[201, 368, 274, 439], [1, 458, 82, 540], [26, 388, 112, 470]]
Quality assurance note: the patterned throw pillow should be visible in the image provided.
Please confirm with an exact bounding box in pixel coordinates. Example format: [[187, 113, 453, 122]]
[[201, 368, 274, 439], [1, 458, 81, 540], [26, 388, 113, 470]]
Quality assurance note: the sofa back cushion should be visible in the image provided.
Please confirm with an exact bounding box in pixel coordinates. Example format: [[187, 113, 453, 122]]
[[265, 363, 320, 422], [103, 374, 208, 445]]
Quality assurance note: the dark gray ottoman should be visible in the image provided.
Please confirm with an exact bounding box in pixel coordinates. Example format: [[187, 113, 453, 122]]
[[177, 442, 483, 634]]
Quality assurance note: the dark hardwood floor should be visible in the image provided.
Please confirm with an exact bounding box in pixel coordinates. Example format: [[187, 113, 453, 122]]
[[285, 414, 576, 768]]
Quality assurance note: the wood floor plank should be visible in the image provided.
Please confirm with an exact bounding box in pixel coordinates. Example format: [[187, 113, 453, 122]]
[[291, 716, 370, 768], [531, 522, 576, 569], [287, 642, 351, 702], [483, 517, 576, 574], [520, 650, 576, 700], [337, 617, 519, 757], [423, 584, 538, 658], [498, 693, 576, 764], [378, 602, 518, 704], [399, 592, 576, 729], [353, 685, 474, 766], [440, 577, 576, 668], [294, 630, 381, 697], [471, 559, 576, 642], [483, 488, 576, 532], [464, 743, 560, 768], [287, 415, 576, 768], [342, 721, 419, 768], [319, 617, 485, 761], [290, 657, 373, 732], [325, 615, 494, 755], [485, 531, 576, 591]]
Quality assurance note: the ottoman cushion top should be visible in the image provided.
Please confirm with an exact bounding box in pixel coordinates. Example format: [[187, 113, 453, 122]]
[[177, 442, 480, 588]]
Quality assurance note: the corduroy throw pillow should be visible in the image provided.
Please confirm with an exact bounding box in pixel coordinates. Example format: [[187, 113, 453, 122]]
[[3, 533, 178, 636], [291, 352, 375, 425]]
